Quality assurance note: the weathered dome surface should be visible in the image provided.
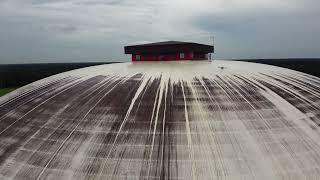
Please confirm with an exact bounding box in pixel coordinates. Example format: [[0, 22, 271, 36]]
[[0, 60, 320, 180]]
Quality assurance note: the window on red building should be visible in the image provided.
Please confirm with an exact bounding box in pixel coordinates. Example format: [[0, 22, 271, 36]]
[[179, 53, 185, 59], [136, 55, 140, 60], [159, 55, 165, 61]]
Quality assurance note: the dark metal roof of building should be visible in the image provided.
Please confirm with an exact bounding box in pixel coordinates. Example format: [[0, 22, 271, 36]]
[[128, 41, 197, 46], [124, 41, 214, 54]]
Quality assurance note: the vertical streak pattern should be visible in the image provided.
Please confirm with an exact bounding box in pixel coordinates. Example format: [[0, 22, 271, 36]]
[[0, 61, 320, 180]]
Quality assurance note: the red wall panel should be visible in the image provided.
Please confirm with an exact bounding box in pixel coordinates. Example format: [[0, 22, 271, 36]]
[[185, 52, 191, 60], [132, 52, 195, 61], [175, 53, 180, 61], [146, 54, 152, 61], [165, 54, 171, 61]]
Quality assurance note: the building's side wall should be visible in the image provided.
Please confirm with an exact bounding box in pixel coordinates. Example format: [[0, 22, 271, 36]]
[[185, 52, 193, 60], [132, 54, 146, 61], [146, 54, 153, 61], [193, 52, 208, 60], [174, 52, 192, 60], [165, 54, 171, 61], [132, 52, 200, 61]]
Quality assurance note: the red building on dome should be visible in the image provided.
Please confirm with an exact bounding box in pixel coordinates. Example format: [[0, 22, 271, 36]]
[[124, 41, 214, 61]]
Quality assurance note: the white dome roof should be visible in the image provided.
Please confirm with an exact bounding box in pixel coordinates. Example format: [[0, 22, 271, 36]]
[[0, 60, 320, 179]]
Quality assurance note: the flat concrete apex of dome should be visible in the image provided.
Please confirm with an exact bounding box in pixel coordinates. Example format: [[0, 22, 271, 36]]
[[124, 40, 214, 61]]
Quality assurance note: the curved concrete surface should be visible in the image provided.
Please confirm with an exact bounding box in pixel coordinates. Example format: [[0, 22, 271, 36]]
[[0, 60, 320, 179]]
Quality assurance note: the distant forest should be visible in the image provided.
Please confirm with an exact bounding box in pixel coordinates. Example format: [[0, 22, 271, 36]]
[[0, 62, 115, 88], [237, 58, 320, 78], [0, 59, 319, 88]]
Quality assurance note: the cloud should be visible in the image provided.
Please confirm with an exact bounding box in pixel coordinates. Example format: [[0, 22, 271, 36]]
[[189, 0, 320, 59], [42, 24, 78, 34], [0, 0, 319, 63]]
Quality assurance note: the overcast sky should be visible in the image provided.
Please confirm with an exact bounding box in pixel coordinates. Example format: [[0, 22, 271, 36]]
[[0, 0, 319, 64]]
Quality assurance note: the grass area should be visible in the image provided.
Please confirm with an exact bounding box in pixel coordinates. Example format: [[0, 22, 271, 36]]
[[0, 88, 17, 97]]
